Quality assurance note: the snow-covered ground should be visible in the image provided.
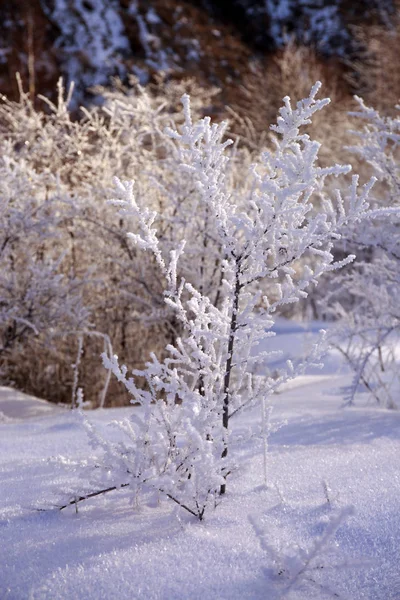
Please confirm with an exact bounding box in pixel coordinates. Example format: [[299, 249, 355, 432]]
[[1, 328, 400, 600]]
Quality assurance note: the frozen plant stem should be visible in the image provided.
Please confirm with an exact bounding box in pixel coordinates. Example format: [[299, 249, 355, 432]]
[[57, 482, 201, 519], [221, 268, 241, 494]]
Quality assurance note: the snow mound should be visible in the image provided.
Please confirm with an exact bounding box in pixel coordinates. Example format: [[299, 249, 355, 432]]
[[0, 386, 65, 421]]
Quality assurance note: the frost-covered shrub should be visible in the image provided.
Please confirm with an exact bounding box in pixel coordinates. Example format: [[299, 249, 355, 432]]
[[69, 84, 373, 519], [0, 75, 245, 404], [326, 97, 400, 408], [0, 148, 90, 371], [0, 80, 95, 398], [250, 503, 355, 599]]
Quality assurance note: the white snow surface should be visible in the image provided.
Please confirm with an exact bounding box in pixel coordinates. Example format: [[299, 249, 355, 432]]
[[0, 387, 65, 422], [1, 325, 400, 599]]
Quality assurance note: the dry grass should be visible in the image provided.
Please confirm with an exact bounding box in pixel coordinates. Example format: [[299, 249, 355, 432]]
[[346, 3, 400, 113]]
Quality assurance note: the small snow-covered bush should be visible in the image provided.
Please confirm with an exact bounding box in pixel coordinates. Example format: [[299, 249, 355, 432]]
[[326, 97, 400, 408], [250, 503, 355, 599], [70, 84, 374, 519]]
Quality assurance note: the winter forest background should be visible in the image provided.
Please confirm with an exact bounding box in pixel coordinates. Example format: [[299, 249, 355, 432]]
[[1, 2, 400, 599]]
